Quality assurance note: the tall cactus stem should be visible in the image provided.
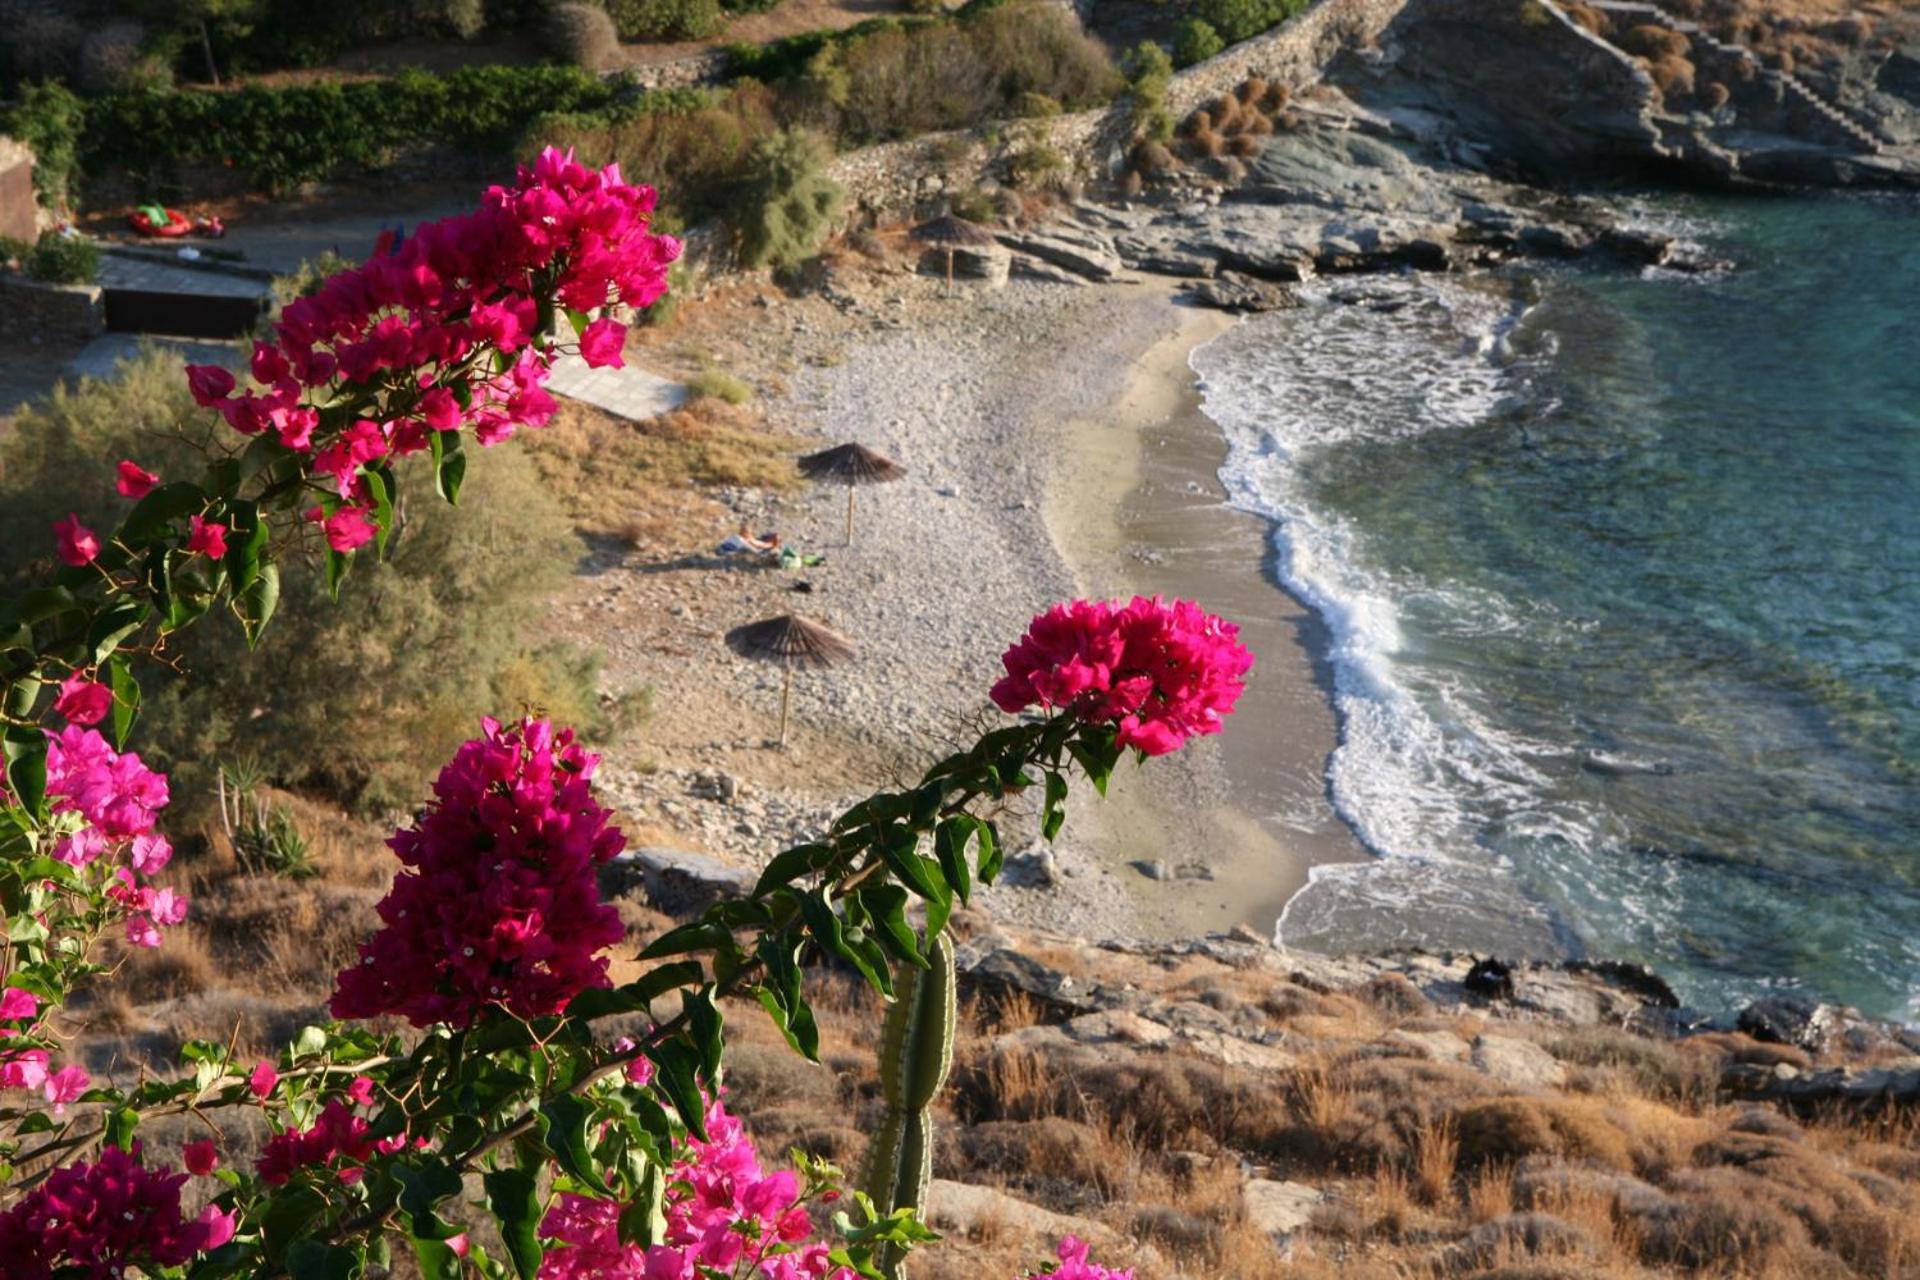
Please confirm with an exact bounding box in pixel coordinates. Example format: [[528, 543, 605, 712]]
[[863, 932, 957, 1277]]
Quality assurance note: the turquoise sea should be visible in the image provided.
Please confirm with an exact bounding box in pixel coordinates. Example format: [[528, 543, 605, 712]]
[[1195, 193, 1920, 1020]]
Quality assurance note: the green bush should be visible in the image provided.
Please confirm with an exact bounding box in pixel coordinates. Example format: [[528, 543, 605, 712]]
[[1193, 0, 1308, 45], [26, 230, 99, 284], [81, 65, 618, 192], [686, 366, 755, 404], [545, 1, 622, 67], [0, 351, 612, 814], [1173, 16, 1225, 66], [1123, 40, 1174, 143], [2, 81, 87, 209], [602, 0, 724, 40], [732, 127, 843, 273]]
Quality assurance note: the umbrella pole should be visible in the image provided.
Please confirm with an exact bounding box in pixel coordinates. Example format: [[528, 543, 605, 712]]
[[845, 484, 856, 545], [946, 247, 954, 295], [778, 664, 793, 749]]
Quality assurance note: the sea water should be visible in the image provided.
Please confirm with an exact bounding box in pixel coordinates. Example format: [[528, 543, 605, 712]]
[[1194, 193, 1920, 1020]]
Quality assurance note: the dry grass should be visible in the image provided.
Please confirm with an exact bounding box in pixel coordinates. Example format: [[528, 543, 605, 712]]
[[521, 399, 800, 540]]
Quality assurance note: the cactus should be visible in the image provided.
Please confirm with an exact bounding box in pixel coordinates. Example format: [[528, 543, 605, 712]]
[[863, 931, 957, 1275]]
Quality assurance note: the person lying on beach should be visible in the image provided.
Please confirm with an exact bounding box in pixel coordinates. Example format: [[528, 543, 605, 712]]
[[716, 525, 780, 556]]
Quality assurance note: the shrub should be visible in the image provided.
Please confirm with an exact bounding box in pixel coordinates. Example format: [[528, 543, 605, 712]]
[[1174, 17, 1224, 67], [732, 126, 843, 273], [77, 21, 170, 96], [2, 80, 87, 209], [26, 230, 98, 284], [1012, 90, 1061, 118], [446, 0, 488, 37], [603, 0, 724, 39], [1007, 137, 1067, 190], [82, 65, 619, 193], [1645, 54, 1697, 100], [0, 351, 608, 814], [1194, 0, 1308, 45], [1123, 40, 1174, 143], [545, 0, 622, 67], [1619, 22, 1690, 60], [686, 365, 755, 405]]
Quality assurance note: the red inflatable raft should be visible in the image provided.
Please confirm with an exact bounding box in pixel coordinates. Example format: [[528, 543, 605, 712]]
[[129, 205, 193, 238]]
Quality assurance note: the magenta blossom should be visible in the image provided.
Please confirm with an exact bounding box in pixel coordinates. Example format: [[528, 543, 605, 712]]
[[248, 1060, 279, 1099], [0, 1144, 236, 1279], [330, 717, 627, 1028], [53, 674, 112, 726], [116, 460, 158, 498], [306, 505, 379, 552], [0, 987, 38, 1020], [990, 597, 1252, 755], [186, 514, 228, 559], [579, 316, 627, 368], [1027, 1237, 1133, 1280], [185, 364, 235, 406], [52, 513, 100, 567]]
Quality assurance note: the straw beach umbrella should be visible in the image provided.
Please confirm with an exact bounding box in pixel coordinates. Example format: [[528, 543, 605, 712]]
[[725, 614, 858, 747], [798, 442, 907, 545], [909, 213, 999, 293]]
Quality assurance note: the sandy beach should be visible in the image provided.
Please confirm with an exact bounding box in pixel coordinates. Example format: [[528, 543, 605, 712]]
[[569, 269, 1367, 942]]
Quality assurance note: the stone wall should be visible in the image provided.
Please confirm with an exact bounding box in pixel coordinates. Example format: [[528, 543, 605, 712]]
[[0, 275, 106, 344], [627, 50, 731, 92], [827, 0, 1414, 222]]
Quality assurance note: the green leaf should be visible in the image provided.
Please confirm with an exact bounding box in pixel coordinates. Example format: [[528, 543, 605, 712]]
[[104, 1106, 138, 1150], [798, 888, 890, 997], [1068, 734, 1117, 797], [262, 1187, 328, 1264], [686, 985, 725, 1088], [398, 1159, 465, 1240], [542, 1095, 612, 1195], [240, 561, 280, 649], [975, 820, 1003, 885], [637, 919, 735, 961], [223, 498, 269, 594], [752, 841, 836, 897], [412, 1238, 464, 1280], [325, 547, 350, 602], [85, 600, 148, 664], [645, 1039, 708, 1140], [860, 884, 927, 968], [1042, 772, 1069, 842], [564, 306, 590, 338], [3, 728, 47, 818], [876, 828, 950, 910], [364, 464, 396, 560], [484, 1167, 545, 1279], [932, 817, 974, 905], [106, 654, 140, 748], [566, 960, 703, 1021], [617, 1160, 668, 1247], [432, 430, 467, 504], [287, 1241, 358, 1280], [120, 481, 207, 544], [3, 674, 41, 720], [753, 936, 820, 1062]]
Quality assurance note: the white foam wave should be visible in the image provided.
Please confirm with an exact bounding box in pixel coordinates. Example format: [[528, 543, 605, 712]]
[[1190, 276, 1586, 955]]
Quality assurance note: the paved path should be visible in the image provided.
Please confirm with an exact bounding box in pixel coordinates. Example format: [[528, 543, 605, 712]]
[[67, 334, 241, 381], [545, 352, 687, 422]]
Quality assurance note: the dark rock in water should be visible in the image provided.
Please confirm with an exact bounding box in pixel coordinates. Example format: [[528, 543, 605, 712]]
[[1187, 272, 1297, 313], [1464, 957, 1517, 1002], [1738, 994, 1846, 1052]]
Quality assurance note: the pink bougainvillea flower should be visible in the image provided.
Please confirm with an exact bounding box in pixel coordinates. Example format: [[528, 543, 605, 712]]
[[346, 1075, 376, 1107], [991, 597, 1252, 756], [248, 1060, 279, 1100], [0, 1048, 50, 1091], [130, 832, 172, 875], [52, 513, 100, 567], [305, 504, 379, 553], [185, 364, 235, 406], [256, 1098, 376, 1185], [53, 673, 113, 726], [116, 460, 158, 499], [418, 385, 461, 432], [331, 717, 626, 1029], [182, 1139, 219, 1176], [1027, 1236, 1133, 1280], [43, 1064, 89, 1114], [0, 1144, 237, 1274], [186, 514, 228, 559], [578, 316, 627, 369], [45, 725, 168, 840], [0, 987, 38, 1021]]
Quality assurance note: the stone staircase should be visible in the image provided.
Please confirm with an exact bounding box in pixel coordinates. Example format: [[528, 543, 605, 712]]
[[1588, 0, 1885, 153]]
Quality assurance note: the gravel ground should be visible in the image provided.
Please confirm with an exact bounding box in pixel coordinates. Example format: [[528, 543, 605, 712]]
[[566, 274, 1223, 939]]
